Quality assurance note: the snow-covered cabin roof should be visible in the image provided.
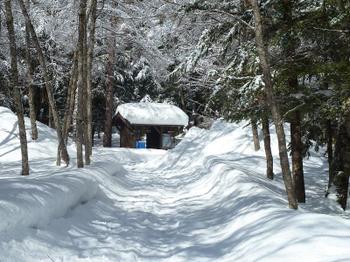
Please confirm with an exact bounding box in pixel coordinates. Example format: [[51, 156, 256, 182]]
[[115, 103, 189, 126]]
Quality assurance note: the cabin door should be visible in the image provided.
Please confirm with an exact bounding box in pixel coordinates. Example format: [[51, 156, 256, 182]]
[[147, 127, 161, 149]]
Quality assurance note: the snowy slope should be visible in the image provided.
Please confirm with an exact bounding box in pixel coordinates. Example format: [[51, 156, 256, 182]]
[[1, 107, 350, 261], [0, 106, 75, 163]]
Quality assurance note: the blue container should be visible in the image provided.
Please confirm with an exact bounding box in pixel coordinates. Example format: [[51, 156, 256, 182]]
[[136, 140, 146, 149]]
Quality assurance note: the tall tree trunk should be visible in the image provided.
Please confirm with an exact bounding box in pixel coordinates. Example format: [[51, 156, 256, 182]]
[[291, 111, 305, 202], [249, 0, 298, 209], [251, 118, 260, 151], [17, 0, 70, 166], [63, 51, 79, 141], [76, 0, 88, 168], [326, 120, 333, 191], [24, 0, 37, 141], [262, 116, 274, 180], [5, 0, 30, 176], [57, 50, 78, 164], [329, 118, 350, 210], [103, 15, 117, 148], [282, 0, 306, 203], [85, 0, 98, 164], [344, 114, 350, 209]]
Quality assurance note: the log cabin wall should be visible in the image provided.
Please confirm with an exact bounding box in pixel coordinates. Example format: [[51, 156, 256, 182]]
[[120, 126, 135, 148]]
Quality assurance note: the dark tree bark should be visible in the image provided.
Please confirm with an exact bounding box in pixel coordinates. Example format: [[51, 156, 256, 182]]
[[326, 120, 333, 191], [262, 116, 274, 180], [76, 0, 88, 168], [5, 0, 30, 176], [63, 51, 79, 142], [282, 0, 306, 203], [251, 119, 260, 151], [103, 15, 117, 148], [291, 111, 305, 203], [85, 0, 98, 164], [56, 50, 78, 164], [249, 0, 298, 209], [24, 0, 37, 141], [17, 0, 70, 166], [328, 114, 350, 210]]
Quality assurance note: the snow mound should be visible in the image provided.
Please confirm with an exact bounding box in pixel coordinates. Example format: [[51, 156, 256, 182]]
[[0, 106, 98, 233], [0, 106, 75, 163], [0, 172, 98, 233], [116, 102, 189, 126], [1, 107, 350, 261]]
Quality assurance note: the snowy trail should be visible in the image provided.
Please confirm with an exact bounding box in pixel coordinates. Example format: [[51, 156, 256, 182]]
[[1, 106, 350, 261], [2, 145, 350, 262]]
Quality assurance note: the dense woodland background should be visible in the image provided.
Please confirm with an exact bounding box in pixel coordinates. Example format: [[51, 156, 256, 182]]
[[0, 0, 349, 210]]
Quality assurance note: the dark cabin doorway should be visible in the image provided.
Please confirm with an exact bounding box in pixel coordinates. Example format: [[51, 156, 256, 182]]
[[146, 127, 161, 149]]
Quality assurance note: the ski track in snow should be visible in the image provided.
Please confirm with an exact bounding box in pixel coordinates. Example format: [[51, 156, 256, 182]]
[[1, 107, 350, 261]]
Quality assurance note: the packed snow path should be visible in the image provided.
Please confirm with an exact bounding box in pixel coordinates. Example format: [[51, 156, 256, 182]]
[[1, 107, 350, 261]]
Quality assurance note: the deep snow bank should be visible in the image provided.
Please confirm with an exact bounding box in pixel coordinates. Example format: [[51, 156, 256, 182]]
[[1, 106, 350, 261], [0, 106, 75, 163], [0, 106, 97, 233], [0, 106, 165, 239], [0, 172, 98, 233]]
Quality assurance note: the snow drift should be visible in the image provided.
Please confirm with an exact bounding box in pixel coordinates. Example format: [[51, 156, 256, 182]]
[[1, 106, 350, 261]]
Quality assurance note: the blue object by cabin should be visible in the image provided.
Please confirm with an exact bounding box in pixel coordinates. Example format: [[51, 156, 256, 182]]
[[136, 140, 146, 149]]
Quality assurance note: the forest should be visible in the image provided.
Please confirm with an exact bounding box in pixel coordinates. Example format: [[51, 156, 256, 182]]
[[0, 0, 350, 260]]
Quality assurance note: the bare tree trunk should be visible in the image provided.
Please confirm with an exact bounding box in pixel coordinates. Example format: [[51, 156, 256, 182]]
[[344, 114, 350, 209], [48, 106, 53, 128], [103, 16, 117, 148], [85, 0, 98, 164], [251, 119, 260, 151], [76, 0, 88, 168], [329, 119, 350, 210], [56, 50, 78, 164], [326, 120, 333, 191], [249, 0, 298, 209], [282, 0, 305, 203], [17, 0, 70, 166], [262, 116, 274, 180], [63, 51, 79, 141], [82, 14, 89, 165], [5, 0, 30, 176], [24, 0, 37, 141], [291, 111, 305, 202]]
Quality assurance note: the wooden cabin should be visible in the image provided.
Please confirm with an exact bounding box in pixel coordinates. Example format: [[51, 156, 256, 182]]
[[113, 103, 189, 149]]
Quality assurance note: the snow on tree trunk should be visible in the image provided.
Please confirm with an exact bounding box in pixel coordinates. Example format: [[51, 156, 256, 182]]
[[5, 0, 30, 176], [249, 0, 298, 209]]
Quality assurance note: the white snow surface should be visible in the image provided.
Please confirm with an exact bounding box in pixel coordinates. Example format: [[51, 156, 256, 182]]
[[116, 102, 189, 126], [1, 106, 350, 261]]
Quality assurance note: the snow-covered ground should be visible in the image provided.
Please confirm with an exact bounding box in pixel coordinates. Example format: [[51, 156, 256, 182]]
[[1, 106, 350, 261]]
